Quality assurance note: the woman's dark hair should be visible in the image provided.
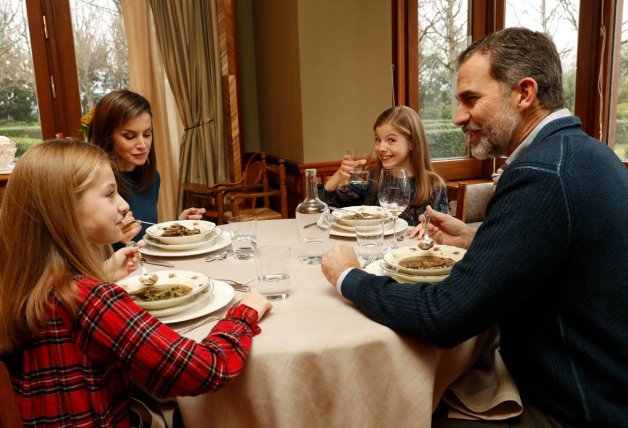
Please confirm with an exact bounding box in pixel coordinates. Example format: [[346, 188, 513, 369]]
[[88, 89, 156, 194]]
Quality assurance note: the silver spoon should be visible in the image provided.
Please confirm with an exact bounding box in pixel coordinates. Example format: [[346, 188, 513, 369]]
[[418, 213, 435, 250], [138, 257, 159, 285], [126, 241, 159, 285]]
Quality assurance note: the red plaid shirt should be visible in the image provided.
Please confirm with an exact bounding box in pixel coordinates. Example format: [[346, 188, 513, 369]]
[[6, 275, 260, 427]]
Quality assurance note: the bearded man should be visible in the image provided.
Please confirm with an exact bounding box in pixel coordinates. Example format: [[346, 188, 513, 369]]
[[321, 27, 628, 427]]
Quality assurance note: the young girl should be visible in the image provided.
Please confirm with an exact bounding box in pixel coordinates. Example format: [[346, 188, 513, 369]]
[[319, 106, 448, 226], [88, 89, 205, 244], [0, 139, 271, 427]]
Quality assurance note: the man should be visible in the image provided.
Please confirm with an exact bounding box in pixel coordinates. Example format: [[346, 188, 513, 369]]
[[321, 27, 628, 426]]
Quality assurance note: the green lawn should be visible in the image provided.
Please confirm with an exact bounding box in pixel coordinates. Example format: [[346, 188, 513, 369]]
[[0, 122, 42, 158]]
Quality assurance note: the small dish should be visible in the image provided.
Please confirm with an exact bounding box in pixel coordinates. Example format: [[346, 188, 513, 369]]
[[146, 220, 216, 245], [142, 228, 223, 251]]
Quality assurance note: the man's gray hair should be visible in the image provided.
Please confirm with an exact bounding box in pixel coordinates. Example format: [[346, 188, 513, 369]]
[[458, 27, 565, 111]]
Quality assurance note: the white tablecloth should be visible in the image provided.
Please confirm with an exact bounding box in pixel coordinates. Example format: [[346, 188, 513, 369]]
[[143, 219, 486, 428]]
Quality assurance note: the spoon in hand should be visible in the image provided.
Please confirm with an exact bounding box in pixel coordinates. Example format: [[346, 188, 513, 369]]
[[418, 213, 435, 250], [126, 241, 158, 285]]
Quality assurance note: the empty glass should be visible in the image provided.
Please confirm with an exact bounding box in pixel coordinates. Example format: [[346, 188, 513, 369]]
[[228, 215, 257, 260], [255, 245, 291, 300], [354, 210, 386, 266]]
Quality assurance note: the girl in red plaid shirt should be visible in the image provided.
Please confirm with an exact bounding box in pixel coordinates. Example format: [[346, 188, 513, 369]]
[[0, 139, 272, 427]]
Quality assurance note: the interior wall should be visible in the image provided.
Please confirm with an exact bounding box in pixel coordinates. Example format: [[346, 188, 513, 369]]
[[297, 0, 391, 162], [235, 0, 260, 153], [242, 0, 391, 163], [252, 0, 304, 163]]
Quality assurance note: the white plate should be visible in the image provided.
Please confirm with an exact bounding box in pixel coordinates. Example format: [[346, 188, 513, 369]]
[[383, 245, 466, 276], [142, 228, 224, 251], [157, 280, 235, 324], [119, 270, 211, 311], [140, 230, 231, 257], [148, 281, 214, 318], [146, 220, 216, 245], [363, 259, 446, 284], [379, 260, 447, 283], [331, 205, 390, 227], [318, 215, 408, 238]]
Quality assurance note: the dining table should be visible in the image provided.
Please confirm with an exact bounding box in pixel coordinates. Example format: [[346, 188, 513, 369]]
[[139, 218, 490, 428]]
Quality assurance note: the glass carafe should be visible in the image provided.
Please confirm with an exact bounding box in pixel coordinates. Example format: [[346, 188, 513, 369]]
[[296, 169, 330, 264]]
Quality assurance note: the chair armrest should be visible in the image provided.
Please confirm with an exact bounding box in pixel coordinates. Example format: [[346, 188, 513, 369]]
[[228, 189, 281, 202]]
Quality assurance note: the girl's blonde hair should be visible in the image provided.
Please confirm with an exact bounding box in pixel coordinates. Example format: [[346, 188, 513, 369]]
[[0, 139, 110, 353], [373, 106, 444, 206]]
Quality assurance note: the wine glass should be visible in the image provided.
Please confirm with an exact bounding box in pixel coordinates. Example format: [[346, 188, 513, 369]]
[[378, 167, 411, 250]]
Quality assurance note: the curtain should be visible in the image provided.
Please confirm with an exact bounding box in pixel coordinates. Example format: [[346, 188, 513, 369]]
[[149, 0, 227, 213], [120, 0, 182, 220]]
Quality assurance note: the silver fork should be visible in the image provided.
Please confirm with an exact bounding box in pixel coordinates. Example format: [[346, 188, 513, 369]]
[[211, 278, 253, 292], [178, 316, 221, 335]]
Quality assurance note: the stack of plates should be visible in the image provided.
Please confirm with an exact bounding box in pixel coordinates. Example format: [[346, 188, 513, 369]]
[[140, 222, 231, 258], [118, 271, 236, 324], [317, 205, 408, 237], [378, 245, 466, 283], [119, 270, 213, 317]]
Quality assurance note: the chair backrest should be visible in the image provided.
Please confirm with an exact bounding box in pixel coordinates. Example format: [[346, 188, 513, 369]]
[[446, 181, 468, 220], [242, 152, 267, 188], [0, 360, 23, 428]]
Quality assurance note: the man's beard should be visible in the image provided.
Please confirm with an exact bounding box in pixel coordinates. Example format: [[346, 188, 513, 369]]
[[463, 101, 519, 160]]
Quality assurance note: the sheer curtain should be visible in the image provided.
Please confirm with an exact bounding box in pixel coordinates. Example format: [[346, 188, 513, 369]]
[[149, 0, 227, 212], [120, 0, 182, 220]]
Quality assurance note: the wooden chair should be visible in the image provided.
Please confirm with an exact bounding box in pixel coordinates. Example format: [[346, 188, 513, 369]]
[[0, 361, 23, 428], [224, 157, 288, 222], [446, 181, 468, 220], [182, 153, 269, 225]]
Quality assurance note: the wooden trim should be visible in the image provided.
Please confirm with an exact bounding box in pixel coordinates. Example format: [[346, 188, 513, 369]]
[[217, 0, 243, 181], [25, 0, 81, 139], [391, 0, 418, 110]]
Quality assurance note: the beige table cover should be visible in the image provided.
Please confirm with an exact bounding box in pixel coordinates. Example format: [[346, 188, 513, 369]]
[[144, 219, 490, 428]]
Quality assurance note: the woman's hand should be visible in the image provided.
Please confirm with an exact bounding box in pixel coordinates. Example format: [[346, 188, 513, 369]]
[[323, 154, 367, 192], [179, 207, 206, 220], [106, 244, 142, 282], [408, 205, 476, 250], [120, 211, 142, 244], [240, 292, 273, 319]]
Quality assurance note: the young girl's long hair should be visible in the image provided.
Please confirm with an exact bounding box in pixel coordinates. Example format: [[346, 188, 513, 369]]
[[373, 106, 444, 206], [88, 89, 156, 194], [0, 139, 110, 353]]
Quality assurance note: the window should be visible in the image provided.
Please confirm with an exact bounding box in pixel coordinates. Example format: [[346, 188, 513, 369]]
[[505, 0, 580, 113], [70, 0, 129, 117], [418, 0, 469, 159], [610, 1, 628, 159], [395, 0, 627, 177], [0, 0, 42, 158]]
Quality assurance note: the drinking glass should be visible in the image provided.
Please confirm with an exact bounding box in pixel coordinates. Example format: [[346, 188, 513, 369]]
[[354, 210, 386, 266], [338, 148, 373, 198], [255, 245, 291, 300], [228, 215, 257, 260], [378, 167, 410, 250]]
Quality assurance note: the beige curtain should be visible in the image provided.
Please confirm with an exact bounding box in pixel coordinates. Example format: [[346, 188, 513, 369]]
[[149, 0, 227, 213], [120, 0, 183, 220]]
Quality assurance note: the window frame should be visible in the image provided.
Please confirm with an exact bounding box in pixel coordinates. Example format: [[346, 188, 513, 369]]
[[26, 0, 82, 139], [393, 0, 627, 179]]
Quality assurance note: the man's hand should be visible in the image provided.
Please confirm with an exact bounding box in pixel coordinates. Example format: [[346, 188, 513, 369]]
[[321, 244, 361, 287], [408, 206, 476, 249]]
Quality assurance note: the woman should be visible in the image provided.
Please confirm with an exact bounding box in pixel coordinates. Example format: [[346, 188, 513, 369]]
[[319, 106, 448, 226], [0, 139, 271, 426], [88, 89, 205, 243]]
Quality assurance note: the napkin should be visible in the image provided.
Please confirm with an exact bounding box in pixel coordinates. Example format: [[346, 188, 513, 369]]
[[443, 329, 523, 421]]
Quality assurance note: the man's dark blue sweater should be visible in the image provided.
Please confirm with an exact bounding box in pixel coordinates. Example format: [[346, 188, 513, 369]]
[[341, 116, 628, 426]]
